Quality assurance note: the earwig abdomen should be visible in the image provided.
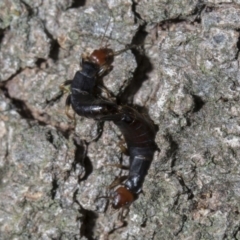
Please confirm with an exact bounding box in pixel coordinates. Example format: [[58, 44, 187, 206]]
[[71, 90, 118, 119], [116, 107, 156, 148], [110, 106, 158, 208]]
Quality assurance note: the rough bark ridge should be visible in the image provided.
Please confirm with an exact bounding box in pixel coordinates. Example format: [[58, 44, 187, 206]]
[[1, 0, 240, 239]]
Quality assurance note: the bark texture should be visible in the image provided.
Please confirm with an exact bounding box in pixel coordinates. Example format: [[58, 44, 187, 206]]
[[1, 0, 240, 239]]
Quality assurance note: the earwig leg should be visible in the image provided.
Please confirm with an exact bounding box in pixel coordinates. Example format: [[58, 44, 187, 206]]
[[105, 164, 129, 170], [44, 90, 64, 109], [97, 85, 115, 99], [116, 77, 132, 99], [44, 80, 72, 109], [119, 207, 130, 221], [107, 176, 128, 189], [59, 80, 72, 93], [98, 65, 113, 77], [87, 121, 104, 143], [65, 94, 75, 120], [118, 140, 129, 156], [62, 80, 72, 86]]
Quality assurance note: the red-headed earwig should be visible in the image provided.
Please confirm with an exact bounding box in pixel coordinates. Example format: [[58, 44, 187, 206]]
[[68, 46, 132, 119], [65, 41, 133, 120], [100, 106, 158, 209], [62, 18, 136, 119]]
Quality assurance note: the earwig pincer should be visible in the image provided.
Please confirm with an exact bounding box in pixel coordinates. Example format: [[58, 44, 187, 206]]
[[100, 106, 158, 209]]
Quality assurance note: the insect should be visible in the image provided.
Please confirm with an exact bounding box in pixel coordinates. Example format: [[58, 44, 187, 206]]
[[67, 46, 129, 120], [100, 106, 158, 209], [62, 38, 134, 120], [46, 19, 132, 112]]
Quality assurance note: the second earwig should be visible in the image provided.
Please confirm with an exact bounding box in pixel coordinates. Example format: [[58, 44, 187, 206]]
[[100, 106, 158, 209]]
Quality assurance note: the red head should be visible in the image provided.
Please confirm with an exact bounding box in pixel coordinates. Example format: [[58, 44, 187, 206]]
[[89, 48, 114, 68], [111, 187, 135, 209]]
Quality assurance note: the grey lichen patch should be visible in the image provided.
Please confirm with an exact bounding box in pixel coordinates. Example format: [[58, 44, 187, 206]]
[[137, 17, 238, 125], [0, 16, 50, 81], [0, 0, 25, 29], [136, 0, 198, 23], [162, 98, 240, 238], [168, 85, 195, 116], [0, 91, 85, 239], [202, 4, 240, 30], [0, 115, 85, 238], [199, 28, 238, 66]]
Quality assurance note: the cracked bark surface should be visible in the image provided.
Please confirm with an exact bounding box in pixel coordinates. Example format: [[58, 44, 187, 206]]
[[1, 0, 240, 239]]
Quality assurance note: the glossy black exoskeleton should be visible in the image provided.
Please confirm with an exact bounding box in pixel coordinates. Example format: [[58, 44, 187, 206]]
[[101, 106, 158, 209], [66, 46, 132, 120]]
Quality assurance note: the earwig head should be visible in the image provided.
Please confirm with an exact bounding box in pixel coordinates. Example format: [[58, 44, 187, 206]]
[[89, 48, 114, 68], [111, 186, 135, 209]]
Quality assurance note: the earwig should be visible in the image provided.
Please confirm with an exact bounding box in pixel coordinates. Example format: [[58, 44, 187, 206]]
[[67, 45, 132, 120], [112, 107, 157, 209], [100, 106, 158, 209]]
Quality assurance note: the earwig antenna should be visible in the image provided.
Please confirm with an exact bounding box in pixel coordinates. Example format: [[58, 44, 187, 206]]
[[100, 18, 112, 48], [95, 195, 110, 200], [113, 44, 138, 56], [113, 46, 131, 56]]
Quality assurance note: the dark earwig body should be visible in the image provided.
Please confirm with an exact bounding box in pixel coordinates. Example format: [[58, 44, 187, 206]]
[[70, 59, 118, 119], [68, 47, 129, 119], [101, 106, 158, 209], [113, 107, 157, 208], [71, 89, 118, 119]]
